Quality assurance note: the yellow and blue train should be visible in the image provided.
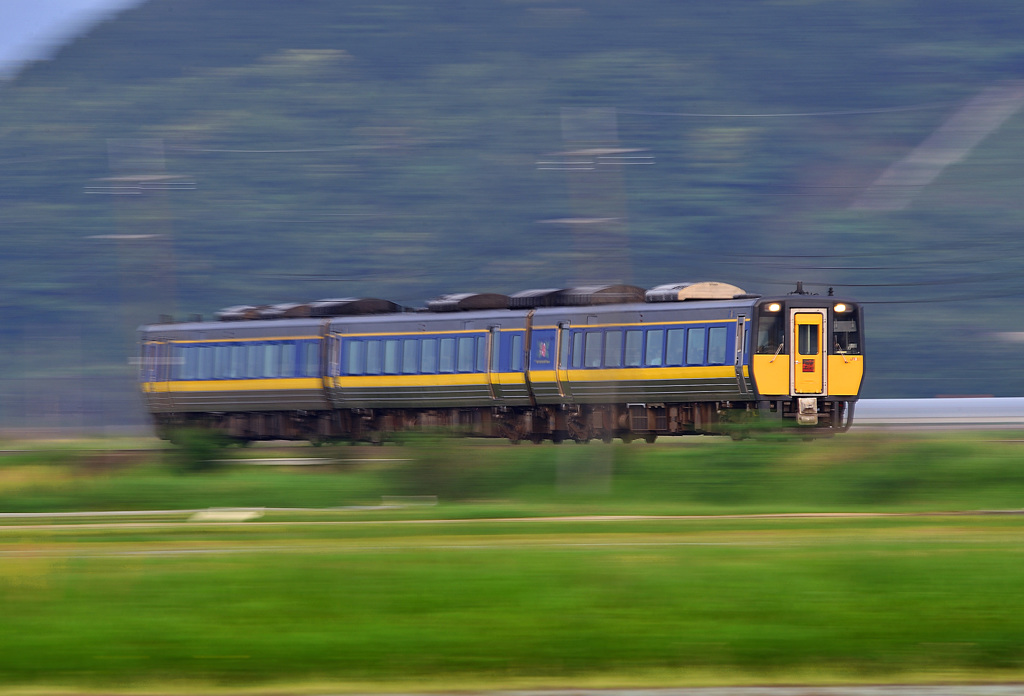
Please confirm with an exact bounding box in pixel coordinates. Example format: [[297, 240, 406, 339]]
[[138, 281, 864, 443]]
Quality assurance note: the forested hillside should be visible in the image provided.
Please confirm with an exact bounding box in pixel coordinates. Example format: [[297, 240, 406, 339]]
[[3, 0, 1024, 425]]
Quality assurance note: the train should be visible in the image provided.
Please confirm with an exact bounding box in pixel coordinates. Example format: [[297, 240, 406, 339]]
[[138, 281, 864, 443]]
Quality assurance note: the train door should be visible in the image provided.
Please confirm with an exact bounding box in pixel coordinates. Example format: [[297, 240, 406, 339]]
[[556, 321, 573, 400], [487, 325, 503, 403], [325, 332, 343, 407], [791, 310, 825, 395], [734, 315, 748, 395]]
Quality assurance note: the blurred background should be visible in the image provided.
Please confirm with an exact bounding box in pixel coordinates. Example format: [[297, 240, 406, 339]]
[[2, 0, 1024, 430]]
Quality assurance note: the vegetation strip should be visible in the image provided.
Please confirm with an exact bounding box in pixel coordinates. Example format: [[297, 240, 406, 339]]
[[3, 516, 1024, 688]]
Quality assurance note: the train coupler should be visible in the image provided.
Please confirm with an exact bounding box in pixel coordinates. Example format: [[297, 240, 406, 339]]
[[796, 397, 819, 425]]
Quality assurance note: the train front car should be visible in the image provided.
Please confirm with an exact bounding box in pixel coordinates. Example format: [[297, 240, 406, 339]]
[[749, 293, 864, 431]]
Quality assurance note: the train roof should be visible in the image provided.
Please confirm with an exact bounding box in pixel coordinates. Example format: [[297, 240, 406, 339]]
[[141, 282, 860, 337]]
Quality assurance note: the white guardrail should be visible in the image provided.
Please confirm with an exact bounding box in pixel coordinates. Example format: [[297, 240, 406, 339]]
[[854, 398, 1024, 427]]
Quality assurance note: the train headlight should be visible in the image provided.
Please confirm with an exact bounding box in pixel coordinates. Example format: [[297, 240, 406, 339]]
[[834, 303, 848, 313], [768, 302, 781, 312]]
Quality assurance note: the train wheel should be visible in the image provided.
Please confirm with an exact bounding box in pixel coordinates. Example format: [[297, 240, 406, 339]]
[[645, 434, 657, 444]]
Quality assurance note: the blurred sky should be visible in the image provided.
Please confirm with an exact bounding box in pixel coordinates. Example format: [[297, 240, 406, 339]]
[[0, 0, 141, 77]]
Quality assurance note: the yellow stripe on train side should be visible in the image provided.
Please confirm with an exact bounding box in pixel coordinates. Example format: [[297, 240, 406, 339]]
[[569, 366, 741, 381], [529, 365, 744, 383]]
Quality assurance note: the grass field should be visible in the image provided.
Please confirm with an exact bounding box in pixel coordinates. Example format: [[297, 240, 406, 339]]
[[1, 432, 1024, 692]]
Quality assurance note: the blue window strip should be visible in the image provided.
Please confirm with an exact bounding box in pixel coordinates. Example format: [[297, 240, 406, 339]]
[[339, 333, 495, 377]]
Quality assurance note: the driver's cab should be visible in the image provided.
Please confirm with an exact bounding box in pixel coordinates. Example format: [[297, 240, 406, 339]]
[[750, 295, 863, 417]]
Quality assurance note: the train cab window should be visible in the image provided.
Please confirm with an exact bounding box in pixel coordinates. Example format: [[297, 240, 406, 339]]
[[645, 329, 664, 367], [457, 336, 476, 372], [707, 327, 728, 365], [665, 328, 685, 366], [570, 332, 583, 369], [421, 338, 438, 373], [403, 339, 419, 374], [756, 310, 784, 354], [383, 339, 400, 374], [604, 330, 623, 368], [833, 316, 861, 355], [624, 330, 643, 367], [686, 328, 706, 365], [439, 338, 455, 373], [345, 341, 365, 376], [510, 334, 523, 371], [584, 332, 602, 368]]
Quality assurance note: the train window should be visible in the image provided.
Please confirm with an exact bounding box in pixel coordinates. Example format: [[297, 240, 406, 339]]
[[645, 330, 664, 367], [247, 343, 262, 378], [798, 324, 819, 356], [383, 339, 400, 374], [303, 342, 320, 377], [833, 317, 861, 355], [176, 346, 191, 380], [458, 336, 476, 372], [403, 339, 419, 374], [477, 336, 488, 372], [366, 340, 382, 375], [708, 327, 728, 365], [228, 344, 243, 379], [604, 331, 623, 368], [345, 341, 365, 376], [666, 328, 685, 366], [570, 332, 583, 369], [421, 338, 438, 373], [491, 332, 502, 372], [264, 344, 281, 378], [209, 345, 224, 378], [196, 346, 212, 380], [439, 337, 455, 372], [584, 332, 602, 368], [756, 310, 784, 354], [280, 343, 297, 377], [624, 330, 643, 367], [686, 328, 706, 365], [558, 331, 570, 369], [511, 334, 523, 371]]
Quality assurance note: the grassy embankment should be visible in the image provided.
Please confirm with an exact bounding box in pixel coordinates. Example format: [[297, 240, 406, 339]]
[[1, 432, 1024, 691]]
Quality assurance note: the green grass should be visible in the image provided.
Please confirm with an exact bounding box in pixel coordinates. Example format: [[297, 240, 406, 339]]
[[2, 431, 1024, 516], [3, 432, 1024, 691], [2, 516, 1024, 690]]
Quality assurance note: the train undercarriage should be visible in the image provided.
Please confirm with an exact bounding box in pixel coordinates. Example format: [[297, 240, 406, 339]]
[[152, 398, 855, 445]]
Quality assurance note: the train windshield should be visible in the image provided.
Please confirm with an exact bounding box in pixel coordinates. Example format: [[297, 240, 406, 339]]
[[833, 313, 862, 355], [755, 307, 785, 354]]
